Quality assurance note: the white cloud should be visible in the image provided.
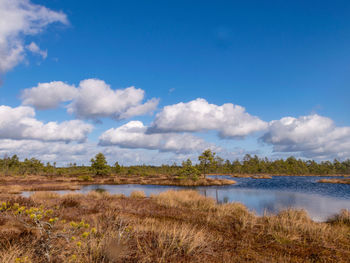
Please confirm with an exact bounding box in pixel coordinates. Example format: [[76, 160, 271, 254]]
[[26, 41, 47, 59], [21, 78, 159, 120], [149, 98, 267, 138], [0, 0, 68, 73], [0, 105, 92, 142], [261, 114, 350, 159], [118, 98, 159, 119], [99, 121, 216, 154], [67, 79, 159, 120], [21, 81, 77, 109]]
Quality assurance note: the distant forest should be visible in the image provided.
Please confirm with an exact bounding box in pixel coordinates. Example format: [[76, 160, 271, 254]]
[[1, 151, 350, 177]]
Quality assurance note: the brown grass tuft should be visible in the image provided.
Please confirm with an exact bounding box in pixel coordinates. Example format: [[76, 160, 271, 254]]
[[60, 195, 80, 208], [30, 191, 59, 201], [151, 190, 216, 211], [327, 209, 350, 226], [130, 190, 146, 198]]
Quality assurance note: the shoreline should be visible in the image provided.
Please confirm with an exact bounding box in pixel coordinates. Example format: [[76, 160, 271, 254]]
[[0, 174, 235, 194]]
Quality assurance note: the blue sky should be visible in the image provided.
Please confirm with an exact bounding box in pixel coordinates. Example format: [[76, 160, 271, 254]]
[[0, 0, 350, 165]]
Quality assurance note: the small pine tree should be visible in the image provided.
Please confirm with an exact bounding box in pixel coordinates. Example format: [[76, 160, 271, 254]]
[[177, 159, 200, 180], [90, 153, 110, 176], [114, 161, 121, 174], [198, 149, 216, 179]]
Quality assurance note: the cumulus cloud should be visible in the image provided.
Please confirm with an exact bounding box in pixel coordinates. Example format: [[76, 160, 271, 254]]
[[21, 78, 159, 120], [149, 98, 267, 138], [26, 42, 47, 59], [67, 79, 159, 120], [99, 121, 216, 154], [261, 114, 350, 159], [21, 81, 77, 109], [0, 0, 68, 73], [0, 105, 92, 142]]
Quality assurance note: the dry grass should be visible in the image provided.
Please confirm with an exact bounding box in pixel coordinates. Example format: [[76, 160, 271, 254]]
[[30, 191, 60, 201], [251, 175, 273, 179], [0, 245, 34, 263], [231, 174, 272, 179], [231, 174, 252, 178], [0, 190, 349, 262], [151, 190, 216, 211], [327, 209, 350, 226], [130, 190, 146, 198]]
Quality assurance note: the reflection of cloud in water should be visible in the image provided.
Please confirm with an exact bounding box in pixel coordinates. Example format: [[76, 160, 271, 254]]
[[205, 188, 350, 221]]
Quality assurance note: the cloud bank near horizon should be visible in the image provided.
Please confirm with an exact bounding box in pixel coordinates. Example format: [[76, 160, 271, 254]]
[[99, 120, 218, 154]]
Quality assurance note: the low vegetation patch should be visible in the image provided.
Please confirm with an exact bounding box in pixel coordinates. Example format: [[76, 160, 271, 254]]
[[0, 190, 349, 262], [251, 174, 272, 179], [318, 178, 350, 184]]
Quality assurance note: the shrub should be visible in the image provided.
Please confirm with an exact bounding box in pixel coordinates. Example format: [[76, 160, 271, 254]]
[[78, 175, 92, 181]]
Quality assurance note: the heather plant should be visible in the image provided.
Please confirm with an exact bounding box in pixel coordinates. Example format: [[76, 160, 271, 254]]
[[0, 202, 98, 262]]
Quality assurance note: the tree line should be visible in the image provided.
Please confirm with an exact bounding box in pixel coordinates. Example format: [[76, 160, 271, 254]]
[[0, 150, 349, 177]]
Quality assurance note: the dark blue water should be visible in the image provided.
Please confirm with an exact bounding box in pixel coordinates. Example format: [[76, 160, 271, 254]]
[[23, 176, 350, 221], [229, 176, 350, 199]]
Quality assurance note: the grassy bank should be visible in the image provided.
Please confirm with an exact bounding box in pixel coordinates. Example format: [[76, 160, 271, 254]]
[[0, 174, 235, 194], [230, 174, 272, 179], [0, 190, 349, 262], [318, 178, 350, 185]]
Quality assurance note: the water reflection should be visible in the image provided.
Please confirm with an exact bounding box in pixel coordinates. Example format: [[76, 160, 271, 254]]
[[196, 187, 350, 221], [22, 176, 350, 221]]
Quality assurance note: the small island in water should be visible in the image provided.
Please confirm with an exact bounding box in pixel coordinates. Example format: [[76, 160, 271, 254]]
[[318, 178, 350, 185]]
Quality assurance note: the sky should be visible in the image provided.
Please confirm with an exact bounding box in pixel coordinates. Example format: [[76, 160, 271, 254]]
[[0, 0, 350, 166]]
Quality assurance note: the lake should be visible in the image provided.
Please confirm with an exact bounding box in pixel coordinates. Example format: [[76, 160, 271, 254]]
[[23, 176, 350, 221]]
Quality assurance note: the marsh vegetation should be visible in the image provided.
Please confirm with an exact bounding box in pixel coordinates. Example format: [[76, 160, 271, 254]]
[[0, 190, 349, 262]]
